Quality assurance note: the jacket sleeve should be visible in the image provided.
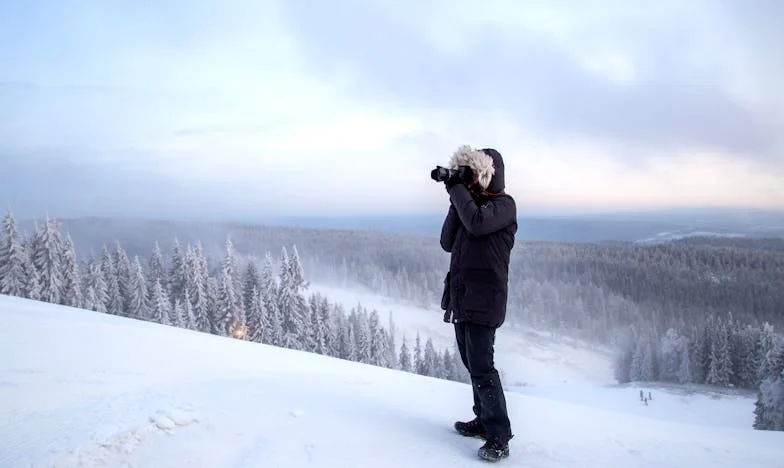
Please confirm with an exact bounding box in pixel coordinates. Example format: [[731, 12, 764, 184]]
[[448, 184, 515, 237], [440, 205, 460, 252]]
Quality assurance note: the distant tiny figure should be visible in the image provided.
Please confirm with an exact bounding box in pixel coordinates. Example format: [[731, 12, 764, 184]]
[[648, 392, 652, 400], [644, 397, 648, 406], [640, 390, 644, 401]]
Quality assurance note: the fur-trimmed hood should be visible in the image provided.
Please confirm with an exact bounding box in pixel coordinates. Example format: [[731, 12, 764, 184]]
[[448, 145, 505, 193]]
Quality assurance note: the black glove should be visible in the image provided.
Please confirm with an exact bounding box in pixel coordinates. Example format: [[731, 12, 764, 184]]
[[445, 165, 473, 190], [445, 171, 463, 190]]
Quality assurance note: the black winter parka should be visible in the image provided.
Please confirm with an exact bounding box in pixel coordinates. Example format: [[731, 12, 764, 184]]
[[440, 184, 517, 328]]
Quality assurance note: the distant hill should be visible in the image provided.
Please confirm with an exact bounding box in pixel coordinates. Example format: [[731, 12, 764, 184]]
[[237, 208, 784, 242]]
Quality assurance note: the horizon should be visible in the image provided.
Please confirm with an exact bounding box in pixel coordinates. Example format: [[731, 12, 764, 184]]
[[2, 1, 783, 220]]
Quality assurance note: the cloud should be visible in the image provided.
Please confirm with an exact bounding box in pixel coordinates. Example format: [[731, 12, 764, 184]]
[[276, 0, 782, 163], [0, 0, 781, 219]]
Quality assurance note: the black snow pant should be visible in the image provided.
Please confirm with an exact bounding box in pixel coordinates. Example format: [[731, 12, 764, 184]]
[[454, 321, 512, 442]]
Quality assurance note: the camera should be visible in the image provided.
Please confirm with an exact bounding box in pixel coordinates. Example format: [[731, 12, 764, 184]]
[[431, 165, 473, 183]]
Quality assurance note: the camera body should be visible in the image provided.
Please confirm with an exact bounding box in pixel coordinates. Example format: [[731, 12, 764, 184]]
[[431, 165, 473, 184]]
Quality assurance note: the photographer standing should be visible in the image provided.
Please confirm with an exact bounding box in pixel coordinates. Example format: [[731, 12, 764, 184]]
[[436, 146, 517, 462]]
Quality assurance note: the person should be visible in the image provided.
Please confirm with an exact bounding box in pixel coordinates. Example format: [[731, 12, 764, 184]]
[[439, 145, 517, 462]]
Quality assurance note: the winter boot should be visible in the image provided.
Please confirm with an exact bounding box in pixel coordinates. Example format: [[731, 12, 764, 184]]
[[478, 436, 510, 462], [454, 417, 487, 439]]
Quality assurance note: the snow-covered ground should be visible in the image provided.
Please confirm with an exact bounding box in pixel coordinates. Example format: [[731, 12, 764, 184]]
[[1, 294, 782, 467]]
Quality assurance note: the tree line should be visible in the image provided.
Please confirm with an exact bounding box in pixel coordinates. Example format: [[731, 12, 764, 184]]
[[0, 210, 469, 384]]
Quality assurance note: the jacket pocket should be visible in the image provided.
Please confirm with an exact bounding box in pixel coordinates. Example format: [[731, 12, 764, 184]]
[[440, 271, 451, 311]]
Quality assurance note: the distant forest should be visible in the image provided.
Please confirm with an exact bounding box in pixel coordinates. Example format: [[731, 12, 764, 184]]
[[5, 212, 784, 431]]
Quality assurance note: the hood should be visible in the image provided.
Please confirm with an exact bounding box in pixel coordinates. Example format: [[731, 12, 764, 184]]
[[448, 145, 505, 193]]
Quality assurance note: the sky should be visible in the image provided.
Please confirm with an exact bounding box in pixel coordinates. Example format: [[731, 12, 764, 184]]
[[1, 0, 782, 220]]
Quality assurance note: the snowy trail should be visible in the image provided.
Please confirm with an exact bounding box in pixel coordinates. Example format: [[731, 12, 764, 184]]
[[1, 295, 783, 467]]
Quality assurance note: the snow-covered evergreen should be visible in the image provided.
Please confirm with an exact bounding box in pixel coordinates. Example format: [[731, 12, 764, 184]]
[[754, 337, 784, 431], [60, 234, 82, 308], [0, 209, 29, 297], [31, 216, 64, 304]]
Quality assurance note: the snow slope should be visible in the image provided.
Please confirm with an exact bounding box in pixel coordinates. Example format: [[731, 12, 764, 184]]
[[1, 295, 782, 467], [310, 283, 616, 386]]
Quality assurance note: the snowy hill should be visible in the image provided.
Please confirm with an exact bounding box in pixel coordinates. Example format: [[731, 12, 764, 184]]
[[1, 295, 782, 467], [309, 283, 616, 387]]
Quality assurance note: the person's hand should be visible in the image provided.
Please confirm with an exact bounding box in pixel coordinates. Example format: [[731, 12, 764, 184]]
[[445, 172, 462, 190]]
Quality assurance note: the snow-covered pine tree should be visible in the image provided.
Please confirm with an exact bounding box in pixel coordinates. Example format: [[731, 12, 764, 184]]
[[414, 333, 423, 375], [307, 293, 329, 354], [304, 293, 320, 352], [168, 238, 186, 305], [0, 209, 29, 297], [258, 251, 278, 344], [127, 256, 149, 321], [422, 337, 439, 377], [172, 297, 185, 328], [756, 323, 778, 386], [182, 287, 197, 330], [368, 309, 387, 367], [186, 242, 210, 333], [333, 303, 351, 359], [267, 296, 284, 346], [754, 338, 784, 431], [386, 312, 398, 370], [218, 239, 245, 339], [60, 234, 82, 308], [243, 261, 261, 314], [246, 286, 264, 343], [100, 246, 123, 316], [31, 216, 64, 304], [443, 348, 456, 381], [114, 242, 133, 316], [346, 324, 358, 362], [399, 336, 412, 372], [206, 276, 219, 332], [225, 237, 244, 304], [214, 263, 240, 337], [733, 325, 759, 389], [317, 294, 333, 356], [147, 242, 166, 293], [690, 321, 712, 384], [630, 335, 654, 382], [706, 318, 733, 387], [278, 246, 308, 350], [83, 258, 108, 313], [23, 242, 42, 301], [352, 306, 371, 364], [149, 278, 171, 325]]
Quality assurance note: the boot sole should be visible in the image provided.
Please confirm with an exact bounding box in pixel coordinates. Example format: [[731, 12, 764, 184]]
[[478, 449, 509, 462]]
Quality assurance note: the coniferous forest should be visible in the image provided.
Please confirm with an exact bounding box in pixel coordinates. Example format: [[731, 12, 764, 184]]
[[1, 210, 783, 431], [0, 211, 469, 386]]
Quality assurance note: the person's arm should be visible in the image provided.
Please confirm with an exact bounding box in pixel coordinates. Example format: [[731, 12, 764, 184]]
[[448, 184, 515, 237], [440, 205, 460, 252]]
